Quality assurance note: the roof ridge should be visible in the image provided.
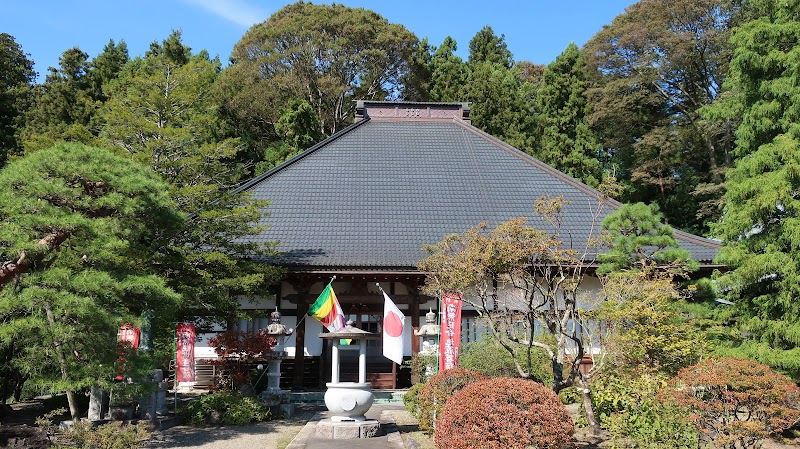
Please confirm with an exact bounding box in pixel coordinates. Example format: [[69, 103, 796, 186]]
[[231, 117, 372, 194], [452, 119, 623, 208], [451, 119, 721, 249]]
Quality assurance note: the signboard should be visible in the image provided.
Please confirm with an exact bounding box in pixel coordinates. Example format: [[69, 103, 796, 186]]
[[439, 292, 463, 372], [176, 323, 196, 383]]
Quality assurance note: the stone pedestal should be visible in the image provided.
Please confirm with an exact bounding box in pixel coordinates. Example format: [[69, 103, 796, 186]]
[[265, 351, 287, 394], [156, 381, 168, 416], [316, 419, 381, 439]]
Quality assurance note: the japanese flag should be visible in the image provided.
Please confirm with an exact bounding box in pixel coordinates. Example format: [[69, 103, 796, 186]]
[[382, 291, 405, 365]]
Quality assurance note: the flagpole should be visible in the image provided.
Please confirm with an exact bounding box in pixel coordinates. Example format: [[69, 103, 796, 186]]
[[436, 292, 442, 373]]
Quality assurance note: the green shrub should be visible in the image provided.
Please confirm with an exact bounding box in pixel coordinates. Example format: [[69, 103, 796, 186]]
[[407, 352, 437, 383], [660, 357, 800, 449], [558, 386, 581, 405], [402, 382, 424, 417], [458, 337, 553, 383], [417, 367, 487, 434], [435, 377, 574, 449], [179, 391, 270, 426], [591, 372, 698, 449], [36, 409, 150, 449], [65, 420, 150, 449]]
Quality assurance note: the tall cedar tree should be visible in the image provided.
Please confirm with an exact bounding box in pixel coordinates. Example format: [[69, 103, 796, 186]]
[[462, 28, 533, 151], [427, 37, 468, 102], [534, 43, 602, 187], [0, 143, 182, 419], [22, 40, 129, 153], [584, 0, 737, 234], [0, 33, 35, 167], [711, 0, 800, 380], [100, 31, 282, 328]]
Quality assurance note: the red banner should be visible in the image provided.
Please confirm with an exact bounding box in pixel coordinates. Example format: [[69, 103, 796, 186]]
[[439, 292, 462, 372], [115, 324, 141, 381], [118, 324, 140, 349], [176, 323, 196, 382]]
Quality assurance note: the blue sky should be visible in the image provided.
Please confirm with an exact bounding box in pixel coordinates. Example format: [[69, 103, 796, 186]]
[[5, 0, 634, 81]]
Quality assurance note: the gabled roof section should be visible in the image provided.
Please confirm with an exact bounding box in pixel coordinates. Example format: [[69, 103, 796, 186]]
[[237, 101, 721, 270]]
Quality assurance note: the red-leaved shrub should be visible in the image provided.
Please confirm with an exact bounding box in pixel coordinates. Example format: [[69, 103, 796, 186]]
[[417, 367, 487, 434], [208, 330, 276, 391], [659, 357, 800, 448], [435, 377, 575, 449]]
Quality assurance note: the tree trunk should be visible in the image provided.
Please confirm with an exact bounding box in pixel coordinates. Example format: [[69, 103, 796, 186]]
[[44, 302, 80, 420], [1, 343, 12, 404], [580, 375, 601, 436]]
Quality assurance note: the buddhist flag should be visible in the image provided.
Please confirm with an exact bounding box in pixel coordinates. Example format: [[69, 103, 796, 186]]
[[382, 291, 405, 365], [308, 283, 346, 332]]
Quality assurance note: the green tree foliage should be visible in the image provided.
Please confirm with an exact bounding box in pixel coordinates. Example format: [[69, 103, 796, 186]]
[[22, 47, 97, 152], [400, 37, 433, 101], [255, 99, 322, 174], [598, 202, 698, 276], [221, 1, 418, 140], [0, 33, 35, 167], [459, 337, 553, 383], [600, 271, 707, 374], [460, 28, 534, 150], [0, 143, 182, 419], [87, 39, 129, 102], [590, 372, 700, 448], [584, 0, 737, 233], [427, 37, 468, 102], [467, 25, 514, 68], [711, 0, 800, 380], [100, 31, 282, 323], [462, 61, 531, 150], [22, 41, 129, 154], [534, 43, 601, 186]]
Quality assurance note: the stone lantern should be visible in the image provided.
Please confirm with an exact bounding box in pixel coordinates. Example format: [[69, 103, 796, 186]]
[[414, 308, 440, 354], [317, 320, 381, 439], [263, 309, 294, 396]]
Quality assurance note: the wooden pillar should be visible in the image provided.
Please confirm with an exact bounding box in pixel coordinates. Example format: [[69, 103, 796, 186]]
[[293, 298, 309, 391], [411, 297, 420, 355]]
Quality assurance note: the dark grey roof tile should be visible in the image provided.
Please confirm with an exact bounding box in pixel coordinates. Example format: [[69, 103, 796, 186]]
[[239, 119, 721, 269]]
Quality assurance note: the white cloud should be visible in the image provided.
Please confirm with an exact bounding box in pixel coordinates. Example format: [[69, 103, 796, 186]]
[[181, 0, 268, 28]]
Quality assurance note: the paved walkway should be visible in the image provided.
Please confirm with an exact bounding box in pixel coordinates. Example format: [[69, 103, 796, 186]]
[[149, 404, 410, 449]]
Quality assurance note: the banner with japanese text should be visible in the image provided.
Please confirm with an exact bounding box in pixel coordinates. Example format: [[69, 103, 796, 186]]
[[116, 324, 140, 381], [439, 292, 462, 372], [176, 323, 196, 382], [118, 324, 140, 349]]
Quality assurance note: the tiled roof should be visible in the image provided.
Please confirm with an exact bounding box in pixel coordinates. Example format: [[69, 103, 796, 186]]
[[236, 107, 721, 270]]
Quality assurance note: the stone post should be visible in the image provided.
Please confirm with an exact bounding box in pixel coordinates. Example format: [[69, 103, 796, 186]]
[[88, 385, 108, 421]]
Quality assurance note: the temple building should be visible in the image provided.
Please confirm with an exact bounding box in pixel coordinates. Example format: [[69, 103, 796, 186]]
[[191, 101, 722, 390]]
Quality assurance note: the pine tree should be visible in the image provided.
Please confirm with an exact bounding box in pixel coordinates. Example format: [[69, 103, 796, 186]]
[[0, 143, 182, 419]]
